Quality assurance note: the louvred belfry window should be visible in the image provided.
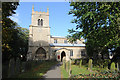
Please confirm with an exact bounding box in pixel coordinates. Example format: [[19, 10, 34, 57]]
[[38, 19, 41, 26]]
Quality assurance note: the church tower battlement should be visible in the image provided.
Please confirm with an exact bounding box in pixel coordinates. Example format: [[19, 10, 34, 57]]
[[28, 5, 51, 60], [29, 5, 50, 46], [31, 5, 49, 26]]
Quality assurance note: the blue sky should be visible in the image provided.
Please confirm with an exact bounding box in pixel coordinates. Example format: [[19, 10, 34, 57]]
[[10, 2, 76, 37]]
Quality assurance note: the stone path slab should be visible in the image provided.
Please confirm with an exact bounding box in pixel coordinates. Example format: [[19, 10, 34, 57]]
[[42, 62, 62, 79]]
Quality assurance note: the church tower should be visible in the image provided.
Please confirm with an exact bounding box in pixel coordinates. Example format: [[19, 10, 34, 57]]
[[28, 5, 50, 60]]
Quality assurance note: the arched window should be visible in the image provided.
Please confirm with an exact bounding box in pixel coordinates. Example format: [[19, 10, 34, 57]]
[[41, 19, 43, 26], [36, 47, 46, 59], [38, 19, 41, 26]]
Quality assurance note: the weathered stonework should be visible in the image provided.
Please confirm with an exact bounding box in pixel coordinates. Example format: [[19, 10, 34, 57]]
[[27, 6, 86, 61]]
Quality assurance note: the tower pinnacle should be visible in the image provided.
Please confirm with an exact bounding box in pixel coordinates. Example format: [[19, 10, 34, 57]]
[[32, 5, 34, 11], [47, 8, 49, 13]]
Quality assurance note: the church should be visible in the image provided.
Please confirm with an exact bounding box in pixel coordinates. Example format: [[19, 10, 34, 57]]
[[27, 6, 86, 61]]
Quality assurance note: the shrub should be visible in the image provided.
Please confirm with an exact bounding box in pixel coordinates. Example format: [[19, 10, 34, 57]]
[[79, 59, 82, 68], [97, 59, 104, 68], [88, 59, 93, 71], [110, 62, 116, 72]]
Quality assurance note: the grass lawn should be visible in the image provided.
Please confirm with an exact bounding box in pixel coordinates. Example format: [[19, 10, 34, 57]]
[[15, 60, 58, 78], [60, 66, 69, 78], [61, 64, 95, 78], [61, 64, 120, 78], [71, 65, 95, 75]]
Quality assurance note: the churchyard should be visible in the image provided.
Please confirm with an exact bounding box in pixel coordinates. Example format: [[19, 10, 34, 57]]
[[2, 2, 120, 79], [61, 58, 120, 79], [2, 60, 58, 78], [2, 55, 120, 79]]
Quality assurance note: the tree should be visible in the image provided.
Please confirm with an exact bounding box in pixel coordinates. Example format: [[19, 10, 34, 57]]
[[68, 2, 120, 59], [2, 2, 29, 63], [2, 2, 19, 62], [7, 27, 29, 61], [15, 27, 29, 60]]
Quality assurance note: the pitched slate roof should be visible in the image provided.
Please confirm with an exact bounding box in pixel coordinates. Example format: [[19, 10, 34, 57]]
[[49, 43, 85, 47], [51, 36, 66, 38]]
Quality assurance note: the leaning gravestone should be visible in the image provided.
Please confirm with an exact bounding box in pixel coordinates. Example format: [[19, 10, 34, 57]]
[[15, 58, 21, 74], [8, 58, 15, 77]]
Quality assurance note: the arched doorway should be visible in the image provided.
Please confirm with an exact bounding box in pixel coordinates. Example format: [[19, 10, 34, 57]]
[[36, 47, 46, 59], [61, 51, 66, 62]]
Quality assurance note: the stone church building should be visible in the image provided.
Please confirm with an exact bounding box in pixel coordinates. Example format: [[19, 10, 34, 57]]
[[27, 6, 86, 61]]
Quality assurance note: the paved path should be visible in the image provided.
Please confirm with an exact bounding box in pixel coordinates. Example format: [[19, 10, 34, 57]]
[[42, 62, 62, 79]]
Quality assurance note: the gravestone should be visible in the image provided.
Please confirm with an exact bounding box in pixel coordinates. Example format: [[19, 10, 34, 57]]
[[63, 57, 66, 69], [2, 61, 9, 78], [8, 58, 15, 77], [117, 63, 119, 71], [69, 60, 72, 77], [25, 61, 31, 71], [21, 62, 26, 72], [15, 58, 21, 74]]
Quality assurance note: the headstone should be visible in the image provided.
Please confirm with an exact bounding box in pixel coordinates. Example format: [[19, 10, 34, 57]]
[[15, 58, 21, 74], [66, 61, 69, 72], [63, 57, 66, 69], [25, 61, 31, 71], [8, 58, 15, 77], [21, 62, 26, 72], [117, 63, 119, 71], [66, 55, 70, 61], [65, 61, 66, 70], [69, 60, 72, 77], [2, 62, 9, 78]]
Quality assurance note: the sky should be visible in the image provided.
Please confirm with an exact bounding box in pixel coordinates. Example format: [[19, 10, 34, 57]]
[[10, 2, 77, 37]]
